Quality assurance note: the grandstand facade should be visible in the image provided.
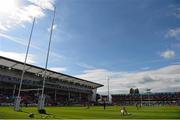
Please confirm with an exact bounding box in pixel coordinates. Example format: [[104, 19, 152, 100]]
[[0, 56, 103, 106], [112, 92, 180, 106]]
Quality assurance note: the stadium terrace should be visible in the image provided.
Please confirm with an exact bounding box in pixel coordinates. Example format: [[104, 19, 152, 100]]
[[0, 56, 103, 106], [112, 92, 180, 106]]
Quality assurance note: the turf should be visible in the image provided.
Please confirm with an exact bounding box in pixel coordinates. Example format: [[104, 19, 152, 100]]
[[0, 106, 180, 119]]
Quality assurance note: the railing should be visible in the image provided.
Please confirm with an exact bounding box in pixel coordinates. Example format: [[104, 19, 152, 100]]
[[0, 74, 92, 93]]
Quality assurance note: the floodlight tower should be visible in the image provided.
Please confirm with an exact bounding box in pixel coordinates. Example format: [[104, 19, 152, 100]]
[[107, 73, 112, 103], [146, 89, 151, 106], [14, 18, 35, 111], [38, 6, 56, 111], [140, 89, 144, 107], [107, 75, 110, 103], [140, 92, 142, 106]]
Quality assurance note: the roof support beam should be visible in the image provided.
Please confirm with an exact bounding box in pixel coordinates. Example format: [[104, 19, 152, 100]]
[[0, 56, 103, 89], [47, 72, 54, 77], [10, 63, 19, 68], [24, 66, 32, 71], [36, 70, 44, 74]]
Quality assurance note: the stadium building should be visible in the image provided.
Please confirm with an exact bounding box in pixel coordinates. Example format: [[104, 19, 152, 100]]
[[0, 56, 103, 106], [112, 92, 180, 106]]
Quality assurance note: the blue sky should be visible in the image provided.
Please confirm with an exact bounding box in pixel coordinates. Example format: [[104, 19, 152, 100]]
[[0, 0, 180, 94]]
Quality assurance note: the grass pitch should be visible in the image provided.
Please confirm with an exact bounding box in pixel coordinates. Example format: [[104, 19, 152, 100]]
[[0, 106, 179, 119]]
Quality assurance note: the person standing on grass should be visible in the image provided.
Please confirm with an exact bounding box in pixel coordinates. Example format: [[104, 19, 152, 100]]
[[87, 102, 90, 109], [136, 102, 139, 110], [86, 101, 90, 109], [103, 100, 106, 110]]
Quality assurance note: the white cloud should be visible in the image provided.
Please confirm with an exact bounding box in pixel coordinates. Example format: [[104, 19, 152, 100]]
[[160, 50, 175, 59], [171, 43, 180, 48], [0, 50, 36, 64], [47, 24, 57, 32], [140, 67, 150, 70], [76, 69, 109, 81], [49, 67, 67, 73], [169, 5, 180, 18], [0, 32, 26, 46], [0, 0, 54, 32], [76, 65, 180, 94], [166, 28, 180, 40], [28, 0, 54, 10], [77, 63, 95, 69], [0, 33, 65, 60]]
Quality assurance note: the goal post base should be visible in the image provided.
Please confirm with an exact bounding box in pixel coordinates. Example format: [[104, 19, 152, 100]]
[[38, 95, 45, 111], [14, 97, 21, 112]]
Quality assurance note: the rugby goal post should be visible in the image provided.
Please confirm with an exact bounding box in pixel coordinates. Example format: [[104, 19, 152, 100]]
[[14, 18, 35, 112]]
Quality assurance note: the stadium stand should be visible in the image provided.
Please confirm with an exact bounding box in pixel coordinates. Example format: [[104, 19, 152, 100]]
[[0, 56, 103, 106], [112, 92, 180, 106]]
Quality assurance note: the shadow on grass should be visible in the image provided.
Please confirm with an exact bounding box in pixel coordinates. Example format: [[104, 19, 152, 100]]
[[21, 110, 56, 119]]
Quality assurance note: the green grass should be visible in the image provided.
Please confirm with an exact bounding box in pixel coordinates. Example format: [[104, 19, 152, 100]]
[[0, 106, 180, 119]]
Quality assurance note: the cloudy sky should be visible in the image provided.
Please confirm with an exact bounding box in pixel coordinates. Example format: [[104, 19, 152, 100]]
[[0, 0, 180, 94]]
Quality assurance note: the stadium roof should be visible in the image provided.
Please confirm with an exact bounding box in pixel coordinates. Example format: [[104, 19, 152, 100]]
[[0, 56, 103, 89]]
